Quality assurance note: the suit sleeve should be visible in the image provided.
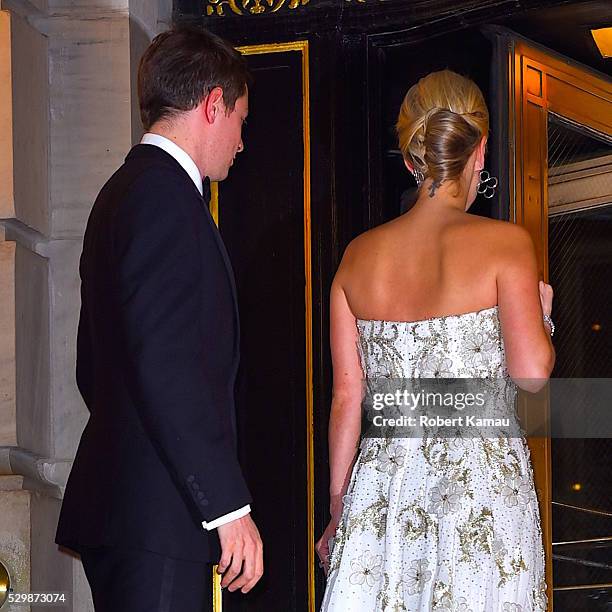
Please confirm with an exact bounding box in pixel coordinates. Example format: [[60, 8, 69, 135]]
[[113, 171, 252, 523], [76, 297, 94, 412]]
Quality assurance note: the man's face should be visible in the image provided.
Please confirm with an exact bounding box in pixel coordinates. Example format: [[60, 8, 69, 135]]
[[210, 90, 248, 182]]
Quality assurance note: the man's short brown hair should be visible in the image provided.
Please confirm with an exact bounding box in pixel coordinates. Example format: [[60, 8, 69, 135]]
[[138, 26, 250, 130]]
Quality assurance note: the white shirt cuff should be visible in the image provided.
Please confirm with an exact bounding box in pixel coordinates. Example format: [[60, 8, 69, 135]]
[[202, 504, 251, 531]]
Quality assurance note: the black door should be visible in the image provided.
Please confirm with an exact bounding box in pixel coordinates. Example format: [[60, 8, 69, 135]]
[[216, 46, 315, 611]]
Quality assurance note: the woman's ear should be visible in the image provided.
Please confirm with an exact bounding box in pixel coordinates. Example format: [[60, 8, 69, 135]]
[[403, 157, 414, 173], [476, 136, 487, 171]]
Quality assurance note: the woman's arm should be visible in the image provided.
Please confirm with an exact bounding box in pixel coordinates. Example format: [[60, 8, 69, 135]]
[[497, 224, 555, 392], [327, 277, 364, 518], [315, 270, 364, 574]]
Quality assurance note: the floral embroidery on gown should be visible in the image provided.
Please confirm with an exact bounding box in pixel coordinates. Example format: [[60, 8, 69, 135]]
[[320, 306, 547, 612]]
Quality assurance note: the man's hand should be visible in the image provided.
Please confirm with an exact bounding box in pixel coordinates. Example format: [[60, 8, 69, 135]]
[[216, 514, 263, 593]]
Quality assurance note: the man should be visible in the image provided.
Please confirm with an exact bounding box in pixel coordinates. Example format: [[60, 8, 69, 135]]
[[55, 26, 263, 611]]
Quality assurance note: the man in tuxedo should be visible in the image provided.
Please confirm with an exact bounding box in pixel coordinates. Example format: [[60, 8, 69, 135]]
[[55, 26, 263, 611]]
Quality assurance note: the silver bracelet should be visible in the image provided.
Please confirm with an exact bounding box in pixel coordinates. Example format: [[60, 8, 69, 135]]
[[543, 314, 555, 337]]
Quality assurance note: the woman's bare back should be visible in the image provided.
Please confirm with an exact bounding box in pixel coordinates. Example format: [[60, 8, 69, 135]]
[[337, 206, 512, 322]]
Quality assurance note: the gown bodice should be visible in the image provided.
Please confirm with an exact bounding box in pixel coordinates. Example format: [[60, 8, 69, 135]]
[[356, 305, 506, 380]]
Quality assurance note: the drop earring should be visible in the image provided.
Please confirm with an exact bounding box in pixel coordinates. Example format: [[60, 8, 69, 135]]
[[412, 168, 425, 187], [477, 169, 498, 199]]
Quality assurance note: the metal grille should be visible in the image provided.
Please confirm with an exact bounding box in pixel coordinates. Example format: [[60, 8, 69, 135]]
[[548, 114, 612, 607], [549, 207, 612, 378], [548, 116, 611, 169]]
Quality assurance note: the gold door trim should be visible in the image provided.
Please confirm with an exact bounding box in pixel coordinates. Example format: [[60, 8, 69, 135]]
[[211, 40, 313, 612], [210, 180, 219, 225], [212, 566, 223, 609]]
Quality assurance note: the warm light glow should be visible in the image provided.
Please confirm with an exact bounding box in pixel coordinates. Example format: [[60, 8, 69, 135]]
[[591, 323, 602, 332], [591, 28, 612, 58], [571, 482, 582, 491]]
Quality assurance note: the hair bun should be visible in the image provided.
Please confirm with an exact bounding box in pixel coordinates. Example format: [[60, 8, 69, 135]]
[[396, 70, 489, 195]]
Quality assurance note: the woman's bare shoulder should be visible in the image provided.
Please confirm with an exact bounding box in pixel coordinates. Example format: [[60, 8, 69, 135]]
[[342, 222, 391, 257], [465, 216, 534, 250], [335, 224, 388, 281]]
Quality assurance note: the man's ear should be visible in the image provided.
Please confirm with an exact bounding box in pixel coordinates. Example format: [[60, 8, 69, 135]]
[[203, 87, 225, 124]]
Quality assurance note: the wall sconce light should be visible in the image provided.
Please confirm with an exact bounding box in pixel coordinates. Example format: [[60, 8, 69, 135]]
[[0, 559, 10, 609], [591, 27, 612, 58]]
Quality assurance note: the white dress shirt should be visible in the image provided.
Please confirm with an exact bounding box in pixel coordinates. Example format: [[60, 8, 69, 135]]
[[140, 133, 251, 531]]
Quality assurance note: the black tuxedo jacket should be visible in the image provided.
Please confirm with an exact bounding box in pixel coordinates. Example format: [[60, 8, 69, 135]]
[[56, 144, 251, 563]]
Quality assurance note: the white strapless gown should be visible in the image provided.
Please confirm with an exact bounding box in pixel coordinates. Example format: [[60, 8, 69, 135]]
[[321, 306, 547, 612]]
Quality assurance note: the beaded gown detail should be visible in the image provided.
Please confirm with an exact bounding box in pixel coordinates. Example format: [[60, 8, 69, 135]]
[[320, 306, 547, 612]]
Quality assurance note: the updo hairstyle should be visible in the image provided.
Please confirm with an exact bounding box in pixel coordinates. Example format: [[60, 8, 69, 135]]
[[396, 69, 489, 196]]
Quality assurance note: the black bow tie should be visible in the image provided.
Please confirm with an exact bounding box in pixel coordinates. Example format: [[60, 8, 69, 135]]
[[202, 177, 211, 205]]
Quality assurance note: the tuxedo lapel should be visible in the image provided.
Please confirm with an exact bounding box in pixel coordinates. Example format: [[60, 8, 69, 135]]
[[196, 183, 241, 441], [198, 180, 241, 359]]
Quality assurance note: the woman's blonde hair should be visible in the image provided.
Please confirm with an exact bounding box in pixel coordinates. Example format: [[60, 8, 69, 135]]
[[396, 69, 489, 196]]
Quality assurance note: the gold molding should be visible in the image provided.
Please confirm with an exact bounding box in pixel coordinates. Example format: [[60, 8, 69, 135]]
[[237, 40, 310, 55], [206, 0, 309, 17], [210, 180, 219, 225], [211, 40, 314, 612], [212, 565, 222, 609], [204, 0, 379, 12]]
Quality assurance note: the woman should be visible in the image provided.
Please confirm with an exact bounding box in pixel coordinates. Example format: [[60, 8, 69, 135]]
[[316, 70, 555, 611]]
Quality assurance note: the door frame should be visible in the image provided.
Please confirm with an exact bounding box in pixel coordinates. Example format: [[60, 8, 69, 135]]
[[506, 30, 612, 608]]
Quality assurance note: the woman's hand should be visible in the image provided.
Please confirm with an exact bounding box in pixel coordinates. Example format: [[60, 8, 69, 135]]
[[539, 280, 554, 317], [315, 518, 339, 576], [316, 496, 344, 576]]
